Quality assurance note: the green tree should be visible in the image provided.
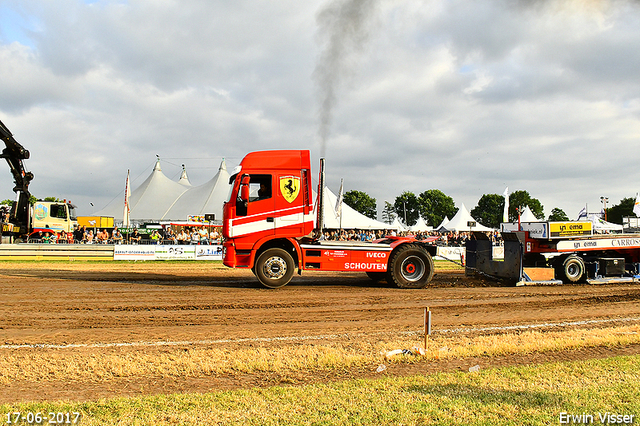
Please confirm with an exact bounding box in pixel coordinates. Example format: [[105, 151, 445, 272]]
[[1, 199, 14, 206], [43, 197, 63, 202], [471, 194, 504, 229], [606, 197, 634, 224], [548, 207, 569, 221], [394, 191, 420, 226], [418, 189, 457, 227], [381, 201, 395, 224], [509, 190, 544, 221], [342, 190, 377, 219]]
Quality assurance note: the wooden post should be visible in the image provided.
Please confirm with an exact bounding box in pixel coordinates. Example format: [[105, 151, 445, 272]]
[[424, 307, 431, 350]]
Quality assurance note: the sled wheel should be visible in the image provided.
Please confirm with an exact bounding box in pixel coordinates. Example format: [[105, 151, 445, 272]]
[[387, 244, 434, 289], [254, 248, 295, 288], [366, 272, 387, 283], [557, 255, 586, 283]]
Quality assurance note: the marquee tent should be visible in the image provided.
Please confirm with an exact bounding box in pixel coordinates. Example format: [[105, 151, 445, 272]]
[[437, 203, 493, 232], [389, 217, 407, 232], [319, 186, 392, 230], [436, 216, 450, 231], [591, 216, 623, 233], [519, 206, 539, 222], [94, 158, 231, 223], [410, 216, 433, 233]]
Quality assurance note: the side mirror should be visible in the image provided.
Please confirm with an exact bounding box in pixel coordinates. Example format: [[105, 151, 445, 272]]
[[239, 174, 250, 204]]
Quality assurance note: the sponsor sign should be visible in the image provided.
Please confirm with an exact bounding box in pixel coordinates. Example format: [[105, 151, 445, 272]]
[[155, 245, 196, 260], [501, 222, 549, 238], [114, 245, 156, 260], [557, 237, 640, 251], [195, 245, 224, 260], [549, 221, 592, 238]]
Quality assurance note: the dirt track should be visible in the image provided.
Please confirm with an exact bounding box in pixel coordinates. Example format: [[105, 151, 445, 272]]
[[1, 261, 640, 402]]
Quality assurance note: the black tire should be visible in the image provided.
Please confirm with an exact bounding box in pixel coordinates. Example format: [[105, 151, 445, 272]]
[[556, 255, 586, 283], [387, 244, 434, 289], [254, 248, 295, 288], [366, 272, 387, 283]]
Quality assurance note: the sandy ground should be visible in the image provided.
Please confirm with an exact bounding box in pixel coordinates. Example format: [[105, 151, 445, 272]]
[[1, 261, 639, 403]]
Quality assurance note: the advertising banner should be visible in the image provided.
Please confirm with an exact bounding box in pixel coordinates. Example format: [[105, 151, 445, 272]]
[[549, 221, 592, 238], [114, 245, 156, 260], [155, 245, 196, 260], [194, 245, 224, 260]]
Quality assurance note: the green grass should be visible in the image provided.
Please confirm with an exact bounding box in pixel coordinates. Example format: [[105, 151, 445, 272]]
[[2, 355, 638, 425]]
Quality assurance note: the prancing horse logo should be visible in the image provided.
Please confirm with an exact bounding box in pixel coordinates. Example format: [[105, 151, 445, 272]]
[[279, 176, 300, 203]]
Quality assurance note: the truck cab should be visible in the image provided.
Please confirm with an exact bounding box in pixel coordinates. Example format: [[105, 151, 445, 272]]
[[223, 150, 314, 270], [30, 201, 78, 238]]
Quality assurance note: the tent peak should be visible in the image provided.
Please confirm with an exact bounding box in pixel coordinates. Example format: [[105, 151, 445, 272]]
[[153, 156, 162, 172]]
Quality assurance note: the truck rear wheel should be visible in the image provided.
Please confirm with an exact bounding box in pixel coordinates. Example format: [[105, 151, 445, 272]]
[[387, 244, 434, 289], [556, 255, 586, 283], [254, 248, 295, 288]]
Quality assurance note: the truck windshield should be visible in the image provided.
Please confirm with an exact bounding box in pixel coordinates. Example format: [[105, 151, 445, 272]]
[[226, 173, 238, 203], [68, 205, 77, 220]]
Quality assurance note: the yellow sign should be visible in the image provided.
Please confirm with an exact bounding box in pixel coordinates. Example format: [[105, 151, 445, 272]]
[[279, 176, 300, 204], [549, 221, 592, 238]]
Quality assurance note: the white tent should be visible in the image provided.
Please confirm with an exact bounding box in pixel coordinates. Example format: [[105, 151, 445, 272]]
[[94, 158, 231, 223], [163, 160, 230, 220], [320, 186, 392, 230], [390, 217, 407, 232], [436, 216, 450, 231], [410, 216, 433, 233], [438, 203, 493, 232], [591, 216, 623, 233], [519, 206, 539, 222]]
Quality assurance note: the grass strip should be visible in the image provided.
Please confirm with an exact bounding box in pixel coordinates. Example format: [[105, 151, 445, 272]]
[[1, 325, 638, 385], [1, 354, 639, 425]]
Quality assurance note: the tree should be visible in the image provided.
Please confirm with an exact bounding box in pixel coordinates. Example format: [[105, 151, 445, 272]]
[[509, 190, 544, 221], [471, 194, 504, 229], [607, 197, 634, 224], [548, 207, 569, 221], [342, 190, 377, 219], [418, 189, 457, 227], [3, 195, 38, 206], [394, 191, 420, 226], [381, 201, 395, 224]]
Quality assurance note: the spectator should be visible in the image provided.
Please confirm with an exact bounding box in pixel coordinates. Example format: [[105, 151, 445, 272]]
[[130, 228, 141, 244], [112, 227, 123, 244]]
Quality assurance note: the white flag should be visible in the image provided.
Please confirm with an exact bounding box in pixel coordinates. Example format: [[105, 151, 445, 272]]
[[634, 193, 640, 217], [577, 206, 587, 221], [335, 178, 344, 217], [502, 187, 509, 223], [123, 170, 131, 228]]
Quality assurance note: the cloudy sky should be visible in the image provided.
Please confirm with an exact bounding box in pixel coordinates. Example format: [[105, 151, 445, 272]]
[[1, 0, 639, 221]]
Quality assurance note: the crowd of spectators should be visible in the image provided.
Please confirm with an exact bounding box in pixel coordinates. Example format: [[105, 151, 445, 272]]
[[26, 225, 503, 246], [320, 229, 503, 246], [28, 225, 223, 245]]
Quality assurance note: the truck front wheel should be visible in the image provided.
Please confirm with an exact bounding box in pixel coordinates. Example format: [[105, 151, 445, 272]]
[[255, 248, 295, 288], [387, 244, 434, 289]]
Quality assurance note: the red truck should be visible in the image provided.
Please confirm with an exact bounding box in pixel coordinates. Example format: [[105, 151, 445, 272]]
[[222, 150, 438, 288]]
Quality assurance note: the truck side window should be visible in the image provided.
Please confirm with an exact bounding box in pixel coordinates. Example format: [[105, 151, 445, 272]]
[[50, 204, 67, 219], [249, 175, 272, 202]]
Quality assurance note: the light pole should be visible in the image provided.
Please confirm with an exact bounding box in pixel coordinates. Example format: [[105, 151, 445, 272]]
[[600, 196, 609, 221], [403, 201, 407, 226]]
